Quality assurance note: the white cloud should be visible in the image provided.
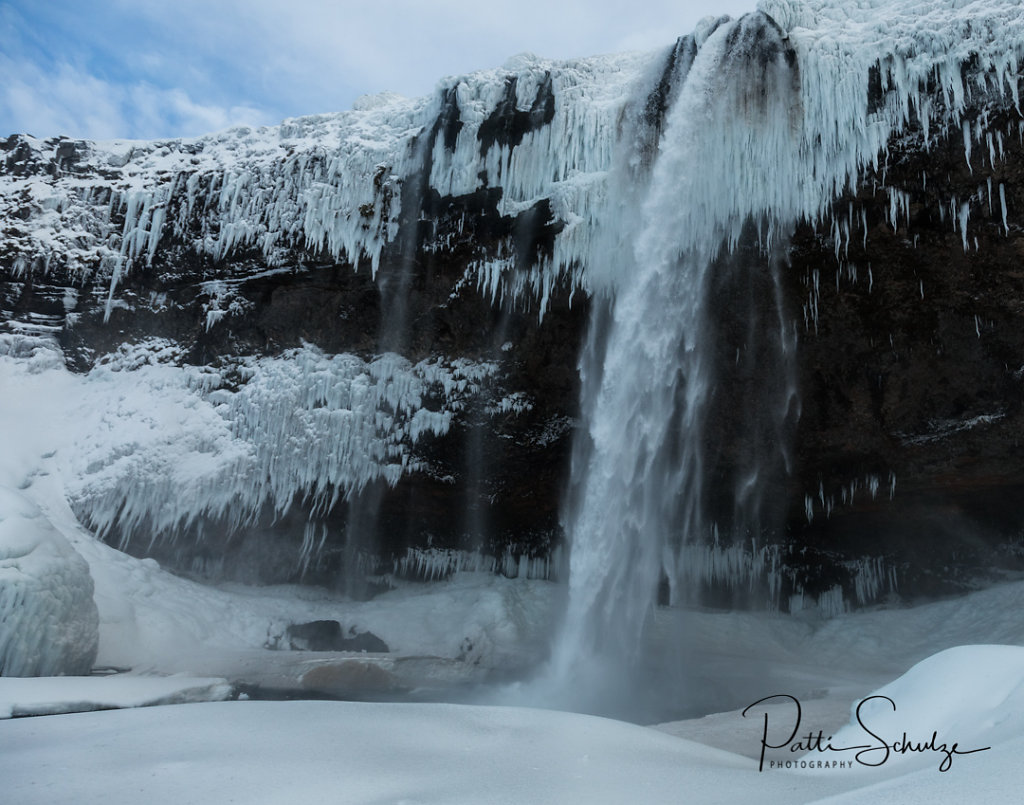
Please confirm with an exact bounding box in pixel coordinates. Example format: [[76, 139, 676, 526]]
[[109, 0, 759, 114], [0, 54, 276, 140], [1, 58, 125, 139], [2, 0, 758, 140]]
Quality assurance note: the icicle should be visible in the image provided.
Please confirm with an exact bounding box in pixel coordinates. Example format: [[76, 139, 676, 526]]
[[962, 120, 973, 173], [959, 202, 970, 252]]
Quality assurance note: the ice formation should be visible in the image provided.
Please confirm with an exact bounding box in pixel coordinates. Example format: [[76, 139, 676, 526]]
[[0, 50, 653, 317], [2, 1, 1023, 314], [61, 341, 499, 546], [0, 487, 99, 676]]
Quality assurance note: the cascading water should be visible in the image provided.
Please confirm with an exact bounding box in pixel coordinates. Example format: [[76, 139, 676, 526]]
[[339, 130, 433, 596], [538, 0, 1024, 714], [545, 13, 806, 713]]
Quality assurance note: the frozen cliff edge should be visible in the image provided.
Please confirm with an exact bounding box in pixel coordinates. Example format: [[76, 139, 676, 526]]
[[4, 1, 1024, 313]]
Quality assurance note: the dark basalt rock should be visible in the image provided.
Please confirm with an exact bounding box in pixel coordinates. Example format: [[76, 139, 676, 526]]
[[286, 620, 390, 653], [477, 72, 556, 156], [432, 86, 464, 153], [783, 105, 1024, 599]]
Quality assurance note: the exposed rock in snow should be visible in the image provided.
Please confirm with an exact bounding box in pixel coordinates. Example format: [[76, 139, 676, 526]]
[[285, 620, 389, 653]]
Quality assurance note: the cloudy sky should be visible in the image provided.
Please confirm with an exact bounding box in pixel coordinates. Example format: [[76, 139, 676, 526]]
[[1, 0, 759, 141]]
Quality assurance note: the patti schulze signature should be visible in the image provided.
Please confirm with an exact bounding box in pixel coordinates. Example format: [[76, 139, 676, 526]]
[[742, 694, 991, 772]]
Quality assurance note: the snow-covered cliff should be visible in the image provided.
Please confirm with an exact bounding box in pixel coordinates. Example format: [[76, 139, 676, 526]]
[[3, 0, 1024, 643]]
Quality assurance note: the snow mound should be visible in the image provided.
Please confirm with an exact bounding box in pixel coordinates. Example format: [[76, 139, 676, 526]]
[[0, 487, 99, 676], [0, 700, 764, 805], [825, 644, 1024, 773], [0, 334, 64, 373]]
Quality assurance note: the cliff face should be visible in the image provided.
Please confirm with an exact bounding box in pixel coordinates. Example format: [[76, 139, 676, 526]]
[[781, 108, 1024, 600], [3, 3, 1024, 609]]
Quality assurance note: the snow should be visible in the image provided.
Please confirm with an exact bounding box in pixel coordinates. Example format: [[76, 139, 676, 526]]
[[2, 331, 1024, 798], [0, 674, 231, 718], [54, 497, 554, 678], [822, 645, 1024, 773], [0, 701, 764, 805], [2, 642, 1024, 804]]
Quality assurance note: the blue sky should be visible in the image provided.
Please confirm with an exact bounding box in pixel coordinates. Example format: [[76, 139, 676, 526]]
[[1, 0, 757, 141]]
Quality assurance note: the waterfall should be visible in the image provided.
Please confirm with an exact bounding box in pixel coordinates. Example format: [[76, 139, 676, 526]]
[[537, 0, 1024, 713], [546, 13, 804, 712], [340, 128, 434, 596]]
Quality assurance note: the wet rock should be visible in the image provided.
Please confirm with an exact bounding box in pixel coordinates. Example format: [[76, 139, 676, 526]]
[[286, 621, 390, 654]]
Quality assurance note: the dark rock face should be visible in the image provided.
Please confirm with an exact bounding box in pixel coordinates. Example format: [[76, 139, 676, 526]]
[[52, 227, 584, 587], [477, 73, 556, 155], [779, 110, 1024, 600], [0, 124, 586, 589]]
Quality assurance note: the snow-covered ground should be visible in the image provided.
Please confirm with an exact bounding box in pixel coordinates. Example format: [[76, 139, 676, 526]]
[[1, 643, 1023, 804], [0, 336, 1019, 802], [0, 674, 231, 718]]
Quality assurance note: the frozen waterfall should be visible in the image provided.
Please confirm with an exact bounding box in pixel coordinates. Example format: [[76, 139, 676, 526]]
[[542, 11, 803, 712]]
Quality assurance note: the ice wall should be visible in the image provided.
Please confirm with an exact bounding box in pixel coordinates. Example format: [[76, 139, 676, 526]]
[[62, 341, 499, 549], [0, 487, 99, 676]]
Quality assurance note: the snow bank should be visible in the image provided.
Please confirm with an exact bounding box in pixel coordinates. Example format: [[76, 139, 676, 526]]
[[0, 700, 799, 805], [822, 644, 1024, 774], [0, 674, 231, 718], [799, 644, 1024, 803], [4, 647, 1023, 805], [0, 487, 98, 676]]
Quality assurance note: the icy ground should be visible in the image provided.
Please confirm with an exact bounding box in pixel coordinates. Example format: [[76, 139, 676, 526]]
[[0, 674, 232, 718], [1, 641, 1024, 803]]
